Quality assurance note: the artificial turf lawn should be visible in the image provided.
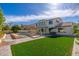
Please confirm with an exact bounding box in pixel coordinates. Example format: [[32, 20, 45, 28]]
[[11, 36, 74, 56]]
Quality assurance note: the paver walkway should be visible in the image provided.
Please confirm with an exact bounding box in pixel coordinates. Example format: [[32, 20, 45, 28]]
[[0, 34, 13, 56], [12, 36, 45, 45], [0, 34, 45, 56], [0, 45, 12, 56], [72, 38, 79, 56]]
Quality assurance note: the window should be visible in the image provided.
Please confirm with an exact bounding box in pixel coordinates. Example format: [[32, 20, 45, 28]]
[[56, 20, 59, 23], [41, 28, 44, 32], [49, 28, 54, 32], [58, 28, 64, 32], [49, 20, 53, 24]]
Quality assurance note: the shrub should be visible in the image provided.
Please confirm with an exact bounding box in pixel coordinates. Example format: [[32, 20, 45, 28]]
[[11, 25, 21, 33]]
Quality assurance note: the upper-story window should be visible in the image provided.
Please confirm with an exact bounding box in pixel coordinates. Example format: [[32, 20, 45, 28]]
[[56, 18, 62, 23], [56, 20, 59, 23], [49, 20, 53, 24]]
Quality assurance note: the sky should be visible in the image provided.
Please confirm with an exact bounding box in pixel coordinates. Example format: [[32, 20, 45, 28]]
[[0, 3, 79, 24]]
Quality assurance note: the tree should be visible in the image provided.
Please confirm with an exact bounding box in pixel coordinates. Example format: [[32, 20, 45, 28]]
[[0, 8, 5, 30], [11, 25, 21, 33], [2, 25, 11, 31], [73, 23, 79, 35], [73, 24, 78, 33]]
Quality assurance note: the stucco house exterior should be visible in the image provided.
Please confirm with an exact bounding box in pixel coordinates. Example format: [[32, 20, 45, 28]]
[[36, 17, 73, 35], [58, 22, 73, 34], [36, 17, 62, 35]]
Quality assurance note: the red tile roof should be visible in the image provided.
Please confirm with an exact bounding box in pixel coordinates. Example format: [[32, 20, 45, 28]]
[[61, 22, 73, 27]]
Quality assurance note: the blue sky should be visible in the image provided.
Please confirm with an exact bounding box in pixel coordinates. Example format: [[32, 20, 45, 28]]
[[0, 3, 49, 15], [0, 3, 79, 24]]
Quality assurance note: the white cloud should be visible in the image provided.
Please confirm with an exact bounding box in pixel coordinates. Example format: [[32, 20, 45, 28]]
[[5, 3, 79, 23], [5, 9, 79, 22], [43, 10, 74, 17]]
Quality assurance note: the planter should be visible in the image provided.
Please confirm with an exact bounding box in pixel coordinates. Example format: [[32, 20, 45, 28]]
[[10, 33, 21, 39]]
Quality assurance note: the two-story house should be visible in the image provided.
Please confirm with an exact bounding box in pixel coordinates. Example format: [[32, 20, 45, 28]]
[[36, 17, 63, 35], [36, 17, 73, 35]]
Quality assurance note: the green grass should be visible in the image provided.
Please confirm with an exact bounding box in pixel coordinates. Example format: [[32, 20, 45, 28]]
[[11, 36, 74, 56]]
